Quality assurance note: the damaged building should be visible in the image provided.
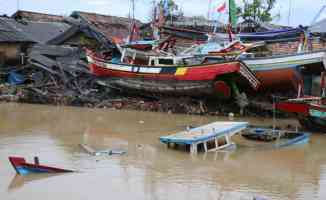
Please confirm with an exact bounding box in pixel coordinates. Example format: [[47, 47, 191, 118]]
[[0, 13, 70, 65]]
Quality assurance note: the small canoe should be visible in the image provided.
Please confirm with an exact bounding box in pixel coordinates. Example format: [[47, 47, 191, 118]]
[[9, 157, 74, 175]]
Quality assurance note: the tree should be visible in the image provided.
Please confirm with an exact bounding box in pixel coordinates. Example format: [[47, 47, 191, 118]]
[[146, 0, 184, 23], [239, 0, 277, 22]]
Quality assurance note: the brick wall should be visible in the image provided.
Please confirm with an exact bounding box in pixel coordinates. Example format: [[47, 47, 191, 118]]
[[267, 37, 326, 55]]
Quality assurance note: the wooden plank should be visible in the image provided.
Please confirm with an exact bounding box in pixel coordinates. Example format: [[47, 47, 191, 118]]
[[79, 144, 96, 155]]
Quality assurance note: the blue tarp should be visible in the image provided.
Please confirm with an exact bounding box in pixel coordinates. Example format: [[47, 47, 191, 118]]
[[239, 28, 304, 42], [8, 71, 25, 85]]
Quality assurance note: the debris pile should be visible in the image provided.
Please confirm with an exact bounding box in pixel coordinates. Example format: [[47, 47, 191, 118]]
[[0, 45, 237, 115], [0, 45, 117, 106]]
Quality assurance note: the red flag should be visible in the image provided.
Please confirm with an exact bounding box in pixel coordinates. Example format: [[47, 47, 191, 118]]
[[217, 2, 226, 13]]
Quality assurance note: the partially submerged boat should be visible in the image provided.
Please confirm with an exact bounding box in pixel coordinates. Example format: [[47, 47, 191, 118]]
[[276, 97, 326, 131], [159, 121, 248, 154], [276, 72, 325, 131], [241, 128, 310, 148], [9, 157, 74, 175]]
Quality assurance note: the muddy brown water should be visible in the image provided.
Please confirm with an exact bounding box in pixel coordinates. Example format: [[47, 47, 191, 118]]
[[0, 103, 325, 200]]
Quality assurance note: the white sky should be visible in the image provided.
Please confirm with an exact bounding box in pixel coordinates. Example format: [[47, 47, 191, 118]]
[[1, 0, 326, 26]]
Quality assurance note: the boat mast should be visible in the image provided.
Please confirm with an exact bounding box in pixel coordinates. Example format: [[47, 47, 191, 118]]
[[322, 71, 326, 97], [287, 0, 292, 26], [311, 5, 326, 25], [227, 0, 233, 41], [129, 0, 136, 43], [207, 0, 212, 20]]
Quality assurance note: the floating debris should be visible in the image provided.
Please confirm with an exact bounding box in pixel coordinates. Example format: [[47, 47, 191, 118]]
[[79, 144, 126, 156]]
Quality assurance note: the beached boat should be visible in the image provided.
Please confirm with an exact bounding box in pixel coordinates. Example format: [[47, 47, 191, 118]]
[[9, 157, 74, 175], [159, 121, 248, 153], [239, 28, 303, 42], [242, 51, 326, 89], [85, 49, 260, 98], [241, 128, 310, 148], [205, 50, 326, 90]]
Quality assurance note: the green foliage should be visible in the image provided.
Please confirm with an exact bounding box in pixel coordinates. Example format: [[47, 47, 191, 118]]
[[239, 0, 277, 22]]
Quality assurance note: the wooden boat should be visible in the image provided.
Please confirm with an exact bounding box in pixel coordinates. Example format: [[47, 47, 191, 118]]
[[242, 51, 326, 89], [159, 122, 248, 153], [276, 72, 325, 131], [9, 156, 74, 175], [239, 28, 303, 42], [241, 128, 310, 148], [121, 40, 157, 51], [276, 97, 326, 131], [160, 26, 208, 41], [205, 51, 326, 90], [85, 49, 260, 98]]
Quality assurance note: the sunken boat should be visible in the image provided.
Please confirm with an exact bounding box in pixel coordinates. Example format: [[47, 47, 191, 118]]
[[9, 157, 74, 175], [241, 128, 310, 148]]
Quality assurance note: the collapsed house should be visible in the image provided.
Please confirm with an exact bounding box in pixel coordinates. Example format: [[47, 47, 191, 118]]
[[0, 14, 70, 65]]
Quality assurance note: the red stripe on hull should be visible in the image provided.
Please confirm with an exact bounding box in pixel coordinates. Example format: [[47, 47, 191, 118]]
[[276, 102, 310, 116], [90, 63, 180, 80], [177, 63, 240, 81], [89, 63, 241, 81]]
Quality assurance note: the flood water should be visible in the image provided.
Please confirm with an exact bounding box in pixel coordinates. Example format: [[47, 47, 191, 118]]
[[0, 103, 325, 200]]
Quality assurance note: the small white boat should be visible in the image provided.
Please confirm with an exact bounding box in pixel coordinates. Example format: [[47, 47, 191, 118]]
[[159, 121, 248, 154]]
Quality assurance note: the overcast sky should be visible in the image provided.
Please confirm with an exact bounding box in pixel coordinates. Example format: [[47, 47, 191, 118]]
[[1, 0, 326, 26]]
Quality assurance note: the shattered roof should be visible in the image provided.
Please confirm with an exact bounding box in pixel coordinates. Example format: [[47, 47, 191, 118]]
[[0, 17, 33, 43], [11, 10, 65, 22], [0, 17, 70, 44], [71, 11, 143, 41]]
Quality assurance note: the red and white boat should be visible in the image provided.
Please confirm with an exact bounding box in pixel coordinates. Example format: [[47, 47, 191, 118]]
[[85, 49, 260, 98]]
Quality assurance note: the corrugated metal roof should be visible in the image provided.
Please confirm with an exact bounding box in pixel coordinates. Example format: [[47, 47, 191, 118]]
[[0, 17, 33, 42], [0, 17, 70, 44], [71, 11, 142, 41], [11, 10, 64, 23]]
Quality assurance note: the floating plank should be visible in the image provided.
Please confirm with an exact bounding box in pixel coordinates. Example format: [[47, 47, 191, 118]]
[[79, 144, 126, 156]]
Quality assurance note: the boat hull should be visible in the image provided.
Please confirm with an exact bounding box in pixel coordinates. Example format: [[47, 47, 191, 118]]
[[254, 68, 301, 89], [9, 157, 74, 175], [243, 51, 326, 90], [86, 50, 260, 96], [299, 116, 326, 132], [276, 98, 326, 131], [242, 128, 310, 148]]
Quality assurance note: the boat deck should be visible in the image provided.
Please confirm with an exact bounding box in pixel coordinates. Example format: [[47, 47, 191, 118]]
[[160, 122, 248, 153]]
